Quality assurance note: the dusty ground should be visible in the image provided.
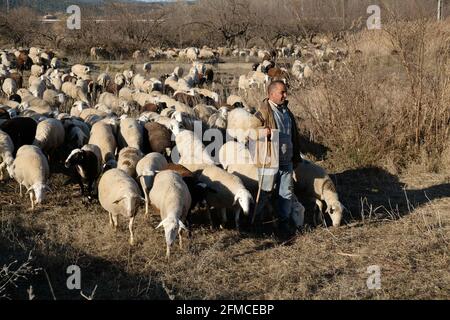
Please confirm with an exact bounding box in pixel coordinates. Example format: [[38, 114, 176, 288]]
[[0, 162, 448, 300]]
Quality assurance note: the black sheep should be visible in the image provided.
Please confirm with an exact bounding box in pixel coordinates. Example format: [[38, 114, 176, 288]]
[[0, 117, 37, 156]]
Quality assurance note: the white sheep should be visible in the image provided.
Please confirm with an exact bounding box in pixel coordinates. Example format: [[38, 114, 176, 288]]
[[149, 170, 191, 258], [2, 78, 17, 98], [62, 82, 90, 104], [10, 145, 50, 210], [71, 64, 90, 77], [42, 89, 65, 109], [117, 147, 144, 178], [198, 165, 253, 229], [70, 101, 89, 117], [0, 129, 14, 180], [226, 108, 262, 144], [118, 117, 143, 151], [88, 120, 117, 169], [98, 168, 142, 245], [136, 152, 168, 216], [33, 118, 65, 157], [218, 140, 259, 194], [173, 129, 215, 167], [293, 159, 343, 227]]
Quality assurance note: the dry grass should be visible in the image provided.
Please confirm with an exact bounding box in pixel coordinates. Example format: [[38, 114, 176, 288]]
[[0, 166, 448, 300]]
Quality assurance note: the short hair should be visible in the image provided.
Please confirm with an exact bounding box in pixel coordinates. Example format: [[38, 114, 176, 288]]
[[267, 80, 287, 95]]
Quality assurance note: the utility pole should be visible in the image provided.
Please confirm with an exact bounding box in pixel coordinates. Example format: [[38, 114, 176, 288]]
[[438, 0, 444, 21]]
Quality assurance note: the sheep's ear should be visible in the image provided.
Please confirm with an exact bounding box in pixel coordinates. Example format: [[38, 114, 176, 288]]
[[156, 218, 167, 229], [233, 193, 239, 205], [179, 220, 188, 231]]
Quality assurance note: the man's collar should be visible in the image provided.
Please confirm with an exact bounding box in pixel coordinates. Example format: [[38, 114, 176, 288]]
[[268, 99, 288, 109]]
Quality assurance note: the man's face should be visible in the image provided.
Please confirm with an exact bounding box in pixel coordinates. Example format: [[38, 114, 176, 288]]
[[269, 83, 287, 105]]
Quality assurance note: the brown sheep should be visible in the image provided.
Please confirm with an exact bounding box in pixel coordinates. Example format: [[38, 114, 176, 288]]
[[143, 122, 173, 156]]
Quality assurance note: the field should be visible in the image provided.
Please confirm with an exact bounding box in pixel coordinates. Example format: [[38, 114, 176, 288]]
[[1, 48, 449, 300]]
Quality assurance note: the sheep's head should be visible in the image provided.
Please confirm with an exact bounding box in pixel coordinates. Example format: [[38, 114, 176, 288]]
[[29, 182, 51, 205], [233, 188, 253, 216], [326, 201, 343, 227], [156, 217, 188, 250], [65, 148, 83, 168]]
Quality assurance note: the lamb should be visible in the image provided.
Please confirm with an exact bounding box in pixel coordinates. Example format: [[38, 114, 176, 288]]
[[136, 152, 168, 216], [149, 170, 191, 258], [198, 165, 253, 229], [9, 145, 50, 210], [226, 108, 262, 144], [0, 129, 14, 180], [0, 117, 37, 155], [33, 118, 65, 158], [143, 121, 173, 156], [117, 147, 144, 178], [98, 168, 142, 245], [118, 117, 143, 151], [88, 120, 117, 169], [64, 144, 102, 200], [293, 159, 343, 227]]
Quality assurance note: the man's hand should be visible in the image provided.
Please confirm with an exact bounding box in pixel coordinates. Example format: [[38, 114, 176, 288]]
[[264, 128, 271, 138]]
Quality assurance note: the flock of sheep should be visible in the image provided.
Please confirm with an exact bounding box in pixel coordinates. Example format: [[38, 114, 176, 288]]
[[0, 44, 345, 257]]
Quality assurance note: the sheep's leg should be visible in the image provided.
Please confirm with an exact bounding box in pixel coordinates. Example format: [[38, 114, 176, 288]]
[[178, 228, 183, 250], [109, 212, 113, 226], [29, 191, 35, 211], [206, 207, 214, 229], [234, 208, 241, 231], [219, 208, 227, 229], [315, 199, 326, 228], [128, 217, 135, 245], [139, 177, 149, 217], [111, 214, 118, 230], [87, 180, 94, 198], [19, 183, 23, 197], [166, 245, 171, 259]]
